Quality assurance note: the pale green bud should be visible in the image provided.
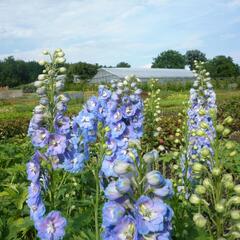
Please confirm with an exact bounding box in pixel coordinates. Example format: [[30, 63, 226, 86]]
[[195, 185, 206, 195], [231, 210, 240, 220], [59, 67, 66, 73], [203, 178, 212, 188], [215, 203, 225, 213], [227, 196, 240, 205], [196, 129, 205, 137], [201, 148, 210, 158], [212, 167, 221, 176], [223, 116, 233, 125], [193, 213, 207, 228], [38, 60, 46, 66], [200, 122, 208, 129], [234, 185, 240, 195], [42, 50, 49, 55], [190, 194, 201, 205], [216, 124, 224, 133], [192, 163, 204, 173], [225, 141, 235, 150], [222, 174, 233, 182], [229, 151, 237, 157], [231, 232, 240, 239], [199, 108, 206, 116], [38, 74, 46, 80], [222, 128, 231, 137]]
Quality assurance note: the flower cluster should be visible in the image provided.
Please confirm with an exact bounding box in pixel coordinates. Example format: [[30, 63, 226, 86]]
[[27, 49, 68, 239], [143, 79, 163, 150], [102, 148, 174, 239], [181, 60, 217, 182], [189, 117, 240, 239]]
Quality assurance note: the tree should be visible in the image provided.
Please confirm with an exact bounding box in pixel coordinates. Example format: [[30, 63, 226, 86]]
[[116, 62, 131, 68], [152, 50, 185, 69], [66, 62, 98, 82], [204, 55, 239, 78], [185, 50, 207, 70]]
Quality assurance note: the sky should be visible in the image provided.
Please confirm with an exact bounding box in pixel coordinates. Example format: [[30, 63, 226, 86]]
[[0, 0, 240, 67]]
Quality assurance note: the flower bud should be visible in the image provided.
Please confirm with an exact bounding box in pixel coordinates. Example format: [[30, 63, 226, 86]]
[[143, 150, 159, 164], [198, 109, 206, 116], [59, 67, 66, 73], [223, 116, 233, 125], [195, 185, 206, 195], [203, 178, 212, 188], [231, 210, 240, 220], [42, 50, 49, 55], [200, 122, 208, 129], [55, 57, 66, 64], [231, 232, 240, 239], [113, 161, 133, 175], [222, 128, 231, 137], [38, 74, 46, 81], [115, 177, 131, 193], [215, 203, 224, 213], [201, 148, 210, 158], [196, 129, 205, 137], [190, 194, 201, 205], [216, 124, 224, 133], [229, 151, 237, 157], [34, 81, 43, 88], [227, 196, 240, 205], [212, 167, 221, 176], [193, 213, 207, 228], [146, 170, 165, 186], [225, 141, 235, 150], [234, 185, 240, 195], [38, 60, 46, 66], [192, 163, 204, 173], [222, 173, 233, 182]]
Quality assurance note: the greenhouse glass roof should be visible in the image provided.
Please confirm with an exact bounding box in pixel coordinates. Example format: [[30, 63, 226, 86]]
[[102, 68, 194, 78]]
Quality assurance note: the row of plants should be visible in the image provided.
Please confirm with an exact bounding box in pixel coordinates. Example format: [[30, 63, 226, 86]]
[[0, 50, 239, 239]]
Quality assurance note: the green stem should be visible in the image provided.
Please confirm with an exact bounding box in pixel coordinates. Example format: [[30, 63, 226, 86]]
[[94, 170, 100, 240]]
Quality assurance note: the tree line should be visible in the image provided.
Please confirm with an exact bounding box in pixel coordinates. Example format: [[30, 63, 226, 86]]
[[0, 49, 239, 88]]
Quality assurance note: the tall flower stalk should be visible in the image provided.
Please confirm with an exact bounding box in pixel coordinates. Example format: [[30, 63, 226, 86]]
[[181, 60, 217, 183], [27, 49, 68, 239]]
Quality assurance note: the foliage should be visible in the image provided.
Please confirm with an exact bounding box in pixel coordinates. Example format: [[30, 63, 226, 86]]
[[116, 61, 131, 68], [152, 50, 185, 69], [185, 50, 207, 70], [66, 61, 99, 82], [0, 57, 43, 88], [205, 55, 239, 78]]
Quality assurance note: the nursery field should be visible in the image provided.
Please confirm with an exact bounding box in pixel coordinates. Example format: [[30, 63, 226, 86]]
[[0, 87, 240, 239], [0, 52, 240, 240]]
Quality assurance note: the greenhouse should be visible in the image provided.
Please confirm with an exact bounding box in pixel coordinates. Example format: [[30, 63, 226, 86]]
[[90, 67, 195, 83]]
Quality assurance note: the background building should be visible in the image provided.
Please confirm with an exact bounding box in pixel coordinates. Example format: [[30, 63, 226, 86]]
[[90, 68, 194, 83]]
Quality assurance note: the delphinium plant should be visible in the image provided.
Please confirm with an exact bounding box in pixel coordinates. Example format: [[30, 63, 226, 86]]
[[143, 79, 162, 152], [181, 60, 217, 184], [181, 61, 240, 239], [27, 49, 69, 239], [189, 117, 240, 239], [97, 77, 174, 239]]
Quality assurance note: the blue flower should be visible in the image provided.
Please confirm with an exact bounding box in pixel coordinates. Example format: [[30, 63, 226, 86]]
[[54, 114, 70, 134], [153, 179, 174, 199], [31, 128, 49, 147], [102, 201, 125, 228], [27, 152, 41, 182], [105, 215, 138, 240], [37, 211, 67, 240], [47, 134, 67, 156], [115, 177, 131, 194], [146, 171, 165, 187], [135, 196, 173, 235], [104, 181, 123, 200]]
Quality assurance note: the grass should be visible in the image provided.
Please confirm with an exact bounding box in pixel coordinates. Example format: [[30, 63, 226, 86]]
[[0, 89, 240, 121]]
